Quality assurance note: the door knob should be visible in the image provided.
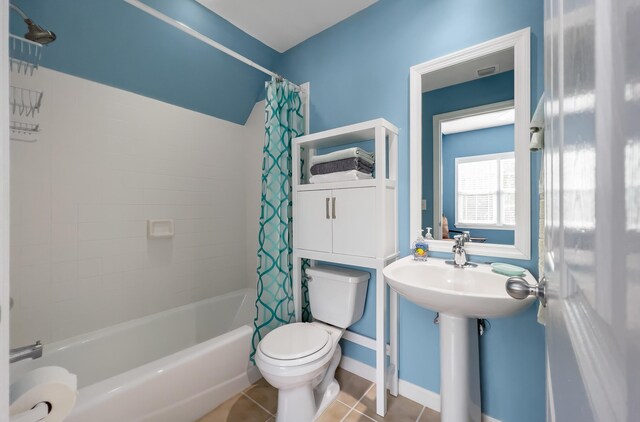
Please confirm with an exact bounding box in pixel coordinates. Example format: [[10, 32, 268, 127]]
[[506, 276, 547, 307]]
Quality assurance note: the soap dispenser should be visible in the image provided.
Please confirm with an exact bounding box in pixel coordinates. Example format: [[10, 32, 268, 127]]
[[424, 227, 433, 240], [412, 230, 429, 261]]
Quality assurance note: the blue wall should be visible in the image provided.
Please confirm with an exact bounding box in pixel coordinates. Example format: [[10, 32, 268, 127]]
[[10, 0, 279, 124], [277, 1, 545, 421], [442, 125, 515, 245], [423, 71, 515, 233]]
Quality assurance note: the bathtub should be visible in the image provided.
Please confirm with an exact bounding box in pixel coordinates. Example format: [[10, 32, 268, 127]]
[[10, 288, 258, 422]]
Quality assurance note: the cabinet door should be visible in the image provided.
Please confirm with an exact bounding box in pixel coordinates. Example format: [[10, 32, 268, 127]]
[[332, 187, 377, 257], [295, 190, 333, 253]]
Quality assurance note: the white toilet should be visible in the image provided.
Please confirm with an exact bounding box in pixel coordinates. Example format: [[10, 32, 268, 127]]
[[255, 265, 370, 422]]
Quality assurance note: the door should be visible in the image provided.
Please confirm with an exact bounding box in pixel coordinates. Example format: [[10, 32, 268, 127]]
[[295, 189, 333, 253], [1, 0, 10, 417], [332, 187, 376, 257], [544, 0, 639, 421]]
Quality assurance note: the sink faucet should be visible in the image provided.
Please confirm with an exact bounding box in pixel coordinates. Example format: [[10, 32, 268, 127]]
[[10, 341, 43, 364], [452, 232, 470, 268]]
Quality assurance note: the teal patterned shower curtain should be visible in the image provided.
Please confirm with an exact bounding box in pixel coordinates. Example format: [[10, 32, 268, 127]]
[[251, 77, 310, 362]]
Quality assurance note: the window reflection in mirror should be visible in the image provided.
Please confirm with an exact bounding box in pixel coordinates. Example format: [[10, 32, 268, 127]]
[[422, 47, 516, 246]]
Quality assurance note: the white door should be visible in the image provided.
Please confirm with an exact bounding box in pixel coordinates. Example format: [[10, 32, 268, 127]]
[[295, 189, 333, 253], [544, 0, 640, 420], [332, 187, 376, 257], [1, 0, 10, 418]]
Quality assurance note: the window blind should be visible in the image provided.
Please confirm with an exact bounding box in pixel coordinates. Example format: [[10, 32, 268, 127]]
[[456, 153, 515, 228]]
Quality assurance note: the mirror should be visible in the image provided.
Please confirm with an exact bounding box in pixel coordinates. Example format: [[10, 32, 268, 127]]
[[410, 29, 531, 259], [426, 49, 515, 245]]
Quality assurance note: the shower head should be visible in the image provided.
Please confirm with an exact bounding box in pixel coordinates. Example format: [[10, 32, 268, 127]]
[[23, 18, 56, 44], [10, 4, 56, 45]]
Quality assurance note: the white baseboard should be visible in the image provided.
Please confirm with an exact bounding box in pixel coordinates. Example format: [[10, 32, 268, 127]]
[[339, 356, 501, 422]]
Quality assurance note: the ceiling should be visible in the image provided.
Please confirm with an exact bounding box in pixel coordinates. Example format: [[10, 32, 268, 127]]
[[195, 0, 379, 53], [422, 48, 514, 92]]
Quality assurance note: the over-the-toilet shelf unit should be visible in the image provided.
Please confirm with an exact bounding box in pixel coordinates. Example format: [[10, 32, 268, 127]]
[[292, 118, 399, 417]]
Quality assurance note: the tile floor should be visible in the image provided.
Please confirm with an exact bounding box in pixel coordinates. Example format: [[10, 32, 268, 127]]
[[198, 368, 441, 422]]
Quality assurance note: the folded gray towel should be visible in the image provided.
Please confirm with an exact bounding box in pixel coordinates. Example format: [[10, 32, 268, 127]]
[[310, 157, 374, 175]]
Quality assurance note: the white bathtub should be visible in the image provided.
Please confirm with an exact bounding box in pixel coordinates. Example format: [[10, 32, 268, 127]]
[[11, 288, 258, 422]]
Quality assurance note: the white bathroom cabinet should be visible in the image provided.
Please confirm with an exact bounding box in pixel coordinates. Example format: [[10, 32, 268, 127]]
[[296, 187, 376, 257], [291, 119, 399, 417]]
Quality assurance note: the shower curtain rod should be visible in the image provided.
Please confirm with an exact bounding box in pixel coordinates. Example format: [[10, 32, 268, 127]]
[[123, 0, 301, 90]]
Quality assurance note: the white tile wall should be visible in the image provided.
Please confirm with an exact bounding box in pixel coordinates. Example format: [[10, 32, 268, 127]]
[[10, 68, 264, 346], [243, 101, 266, 292]]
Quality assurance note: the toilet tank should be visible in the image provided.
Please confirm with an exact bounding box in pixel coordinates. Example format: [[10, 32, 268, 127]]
[[306, 265, 370, 328]]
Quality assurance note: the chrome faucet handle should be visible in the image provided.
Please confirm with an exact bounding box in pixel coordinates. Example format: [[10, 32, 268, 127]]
[[452, 238, 462, 253], [453, 233, 468, 247]]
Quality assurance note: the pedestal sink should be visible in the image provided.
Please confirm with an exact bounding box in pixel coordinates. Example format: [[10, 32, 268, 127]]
[[383, 256, 536, 422]]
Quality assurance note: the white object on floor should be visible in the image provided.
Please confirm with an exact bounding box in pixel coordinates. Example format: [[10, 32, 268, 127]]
[[310, 147, 374, 166], [309, 170, 373, 184], [10, 366, 77, 422], [255, 265, 370, 422]]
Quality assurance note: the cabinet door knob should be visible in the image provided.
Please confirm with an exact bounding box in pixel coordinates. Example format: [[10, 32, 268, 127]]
[[332, 197, 336, 219], [326, 197, 330, 219]]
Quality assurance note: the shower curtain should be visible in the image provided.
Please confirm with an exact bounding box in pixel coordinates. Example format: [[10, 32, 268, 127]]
[[251, 77, 310, 362]]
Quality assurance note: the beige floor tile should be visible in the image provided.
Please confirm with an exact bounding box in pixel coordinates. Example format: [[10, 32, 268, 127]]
[[417, 407, 441, 422], [316, 400, 352, 422], [244, 378, 278, 414], [343, 409, 376, 421], [354, 386, 423, 422], [335, 367, 373, 406], [198, 394, 271, 422]]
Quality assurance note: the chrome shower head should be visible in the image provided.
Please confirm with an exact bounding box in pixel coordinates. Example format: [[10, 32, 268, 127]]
[[10, 4, 56, 45], [23, 18, 56, 44]]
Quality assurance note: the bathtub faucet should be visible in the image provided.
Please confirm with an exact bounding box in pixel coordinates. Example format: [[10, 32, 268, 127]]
[[10, 340, 43, 364]]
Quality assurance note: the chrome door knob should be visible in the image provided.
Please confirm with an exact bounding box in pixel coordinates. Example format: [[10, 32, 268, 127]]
[[506, 276, 547, 307]]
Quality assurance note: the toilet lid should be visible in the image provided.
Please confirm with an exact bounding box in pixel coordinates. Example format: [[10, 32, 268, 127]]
[[260, 323, 330, 360]]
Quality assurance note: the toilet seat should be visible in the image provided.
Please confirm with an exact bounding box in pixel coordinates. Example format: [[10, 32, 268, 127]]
[[261, 323, 329, 360], [258, 323, 336, 367]]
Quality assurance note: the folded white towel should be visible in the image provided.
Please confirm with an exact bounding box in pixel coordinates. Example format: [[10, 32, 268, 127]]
[[310, 147, 374, 166], [309, 170, 373, 184]]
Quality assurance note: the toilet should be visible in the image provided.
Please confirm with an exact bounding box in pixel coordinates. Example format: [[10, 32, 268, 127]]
[[255, 265, 370, 422]]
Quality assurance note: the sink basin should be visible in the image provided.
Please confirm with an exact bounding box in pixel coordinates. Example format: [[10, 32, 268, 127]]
[[383, 256, 537, 422], [383, 256, 535, 318]]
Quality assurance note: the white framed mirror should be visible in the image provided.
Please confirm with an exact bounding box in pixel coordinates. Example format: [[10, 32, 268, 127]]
[[409, 28, 531, 260]]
